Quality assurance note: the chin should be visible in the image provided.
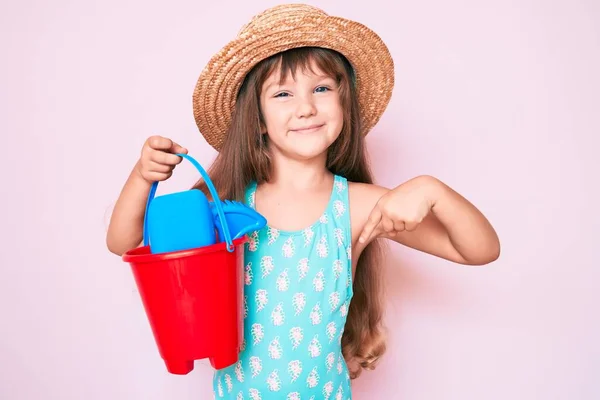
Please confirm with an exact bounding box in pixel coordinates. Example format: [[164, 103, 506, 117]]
[[290, 141, 333, 160], [302, 134, 339, 151], [283, 147, 324, 161], [269, 132, 339, 160]]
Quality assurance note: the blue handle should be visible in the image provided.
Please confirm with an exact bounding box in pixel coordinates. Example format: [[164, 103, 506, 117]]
[[142, 153, 234, 252]]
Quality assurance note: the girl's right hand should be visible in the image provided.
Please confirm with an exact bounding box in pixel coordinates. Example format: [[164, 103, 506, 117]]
[[136, 135, 188, 183]]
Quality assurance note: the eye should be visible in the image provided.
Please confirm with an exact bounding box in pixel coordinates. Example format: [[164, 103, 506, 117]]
[[314, 86, 330, 93], [274, 92, 290, 98]]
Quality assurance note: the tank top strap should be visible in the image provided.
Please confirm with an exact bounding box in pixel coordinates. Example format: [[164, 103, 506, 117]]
[[244, 180, 258, 208], [326, 174, 351, 247]]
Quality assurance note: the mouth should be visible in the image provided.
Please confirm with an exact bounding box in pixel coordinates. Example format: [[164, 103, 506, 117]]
[[290, 124, 325, 134]]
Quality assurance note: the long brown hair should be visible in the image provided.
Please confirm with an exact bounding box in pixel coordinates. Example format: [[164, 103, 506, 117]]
[[194, 47, 387, 379]]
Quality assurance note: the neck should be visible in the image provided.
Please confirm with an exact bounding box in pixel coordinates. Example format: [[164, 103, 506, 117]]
[[268, 150, 331, 190]]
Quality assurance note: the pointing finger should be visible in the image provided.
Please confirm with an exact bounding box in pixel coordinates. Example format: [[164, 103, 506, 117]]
[[359, 207, 382, 244]]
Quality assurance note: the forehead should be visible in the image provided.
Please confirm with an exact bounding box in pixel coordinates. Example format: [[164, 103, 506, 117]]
[[265, 58, 333, 86]]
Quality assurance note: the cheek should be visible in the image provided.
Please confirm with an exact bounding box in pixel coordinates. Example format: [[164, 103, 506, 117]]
[[321, 98, 343, 117], [326, 102, 344, 128], [262, 103, 289, 128], [260, 107, 276, 131]]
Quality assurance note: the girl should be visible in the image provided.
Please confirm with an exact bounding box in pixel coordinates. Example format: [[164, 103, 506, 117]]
[[107, 4, 500, 399]]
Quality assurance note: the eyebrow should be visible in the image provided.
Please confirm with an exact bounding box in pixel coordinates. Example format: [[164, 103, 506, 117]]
[[264, 75, 335, 93]]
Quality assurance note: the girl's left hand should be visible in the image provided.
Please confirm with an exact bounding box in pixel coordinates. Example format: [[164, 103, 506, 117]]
[[359, 176, 439, 244]]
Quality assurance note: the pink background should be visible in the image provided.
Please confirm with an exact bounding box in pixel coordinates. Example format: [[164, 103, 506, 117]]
[[1, 0, 598, 399]]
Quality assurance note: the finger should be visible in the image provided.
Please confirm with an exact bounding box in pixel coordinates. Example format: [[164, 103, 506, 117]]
[[361, 221, 381, 244], [144, 170, 173, 182], [394, 220, 406, 232], [150, 150, 184, 166], [381, 217, 397, 237], [170, 142, 188, 155], [404, 220, 420, 232], [147, 135, 173, 151], [382, 217, 395, 233], [359, 208, 382, 243], [148, 161, 173, 174]]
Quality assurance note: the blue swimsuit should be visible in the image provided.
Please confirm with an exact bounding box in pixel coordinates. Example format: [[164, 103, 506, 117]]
[[213, 175, 354, 400]]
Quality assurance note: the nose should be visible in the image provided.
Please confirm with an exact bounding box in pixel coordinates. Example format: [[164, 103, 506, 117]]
[[295, 95, 317, 118]]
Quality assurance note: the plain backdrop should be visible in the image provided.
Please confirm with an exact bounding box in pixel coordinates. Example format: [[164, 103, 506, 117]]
[[1, 0, 598, 399]]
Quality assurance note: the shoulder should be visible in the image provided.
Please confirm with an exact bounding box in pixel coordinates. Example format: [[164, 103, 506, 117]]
[[348, 181, 389, 203], [347, 181, 390, 248]]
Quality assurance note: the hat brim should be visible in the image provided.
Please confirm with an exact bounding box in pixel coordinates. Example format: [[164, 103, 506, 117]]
[[192, 15, 394, 151]]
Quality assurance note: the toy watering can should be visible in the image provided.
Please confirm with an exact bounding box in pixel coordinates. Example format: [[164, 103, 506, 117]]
[[122, 153, 266, 375], [144, 154, 266, 254]]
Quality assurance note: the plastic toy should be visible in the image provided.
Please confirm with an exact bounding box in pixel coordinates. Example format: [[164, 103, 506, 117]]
[[122, 153, 266, 375], [210, 199, 267, 241]]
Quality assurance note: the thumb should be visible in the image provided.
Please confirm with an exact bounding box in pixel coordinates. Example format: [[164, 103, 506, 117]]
[[170, 142, 188, 155]]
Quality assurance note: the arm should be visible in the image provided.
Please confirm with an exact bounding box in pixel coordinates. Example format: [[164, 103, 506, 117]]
[[355, 176, 500, 266], [106, 161, 151, 256], [106, 136, 188, 256], [420, 176, 500, 265]]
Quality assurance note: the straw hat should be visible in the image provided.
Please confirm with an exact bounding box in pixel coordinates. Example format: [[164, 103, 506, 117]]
[[192, 3, 394, 151]]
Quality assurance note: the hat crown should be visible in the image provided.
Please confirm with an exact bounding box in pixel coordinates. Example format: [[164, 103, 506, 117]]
[[238, 4, 328, 36], [194, 4, 394, 151]]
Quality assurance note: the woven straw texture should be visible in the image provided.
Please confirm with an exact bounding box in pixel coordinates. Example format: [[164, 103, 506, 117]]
[[192, 4, 395, 151]]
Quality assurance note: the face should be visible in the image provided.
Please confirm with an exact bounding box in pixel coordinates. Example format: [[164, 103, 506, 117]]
[[259, 60, 344, 161]]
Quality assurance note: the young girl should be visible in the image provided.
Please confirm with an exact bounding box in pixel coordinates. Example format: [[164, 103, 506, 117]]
[[107, 4, 500, 399]]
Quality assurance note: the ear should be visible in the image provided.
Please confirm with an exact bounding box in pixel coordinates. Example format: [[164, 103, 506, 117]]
[[259, 121, 267, 135]]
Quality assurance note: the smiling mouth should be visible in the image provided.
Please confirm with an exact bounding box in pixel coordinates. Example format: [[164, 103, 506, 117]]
[[290, 124, 325, 133]]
